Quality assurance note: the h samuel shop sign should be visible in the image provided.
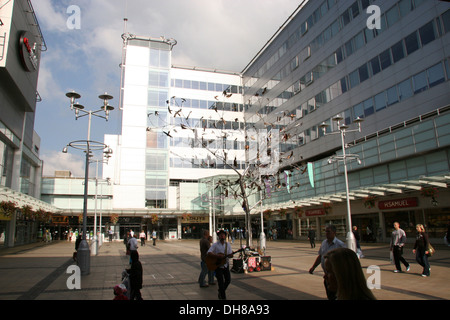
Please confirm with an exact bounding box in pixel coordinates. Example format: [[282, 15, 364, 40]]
[[378, 197, 418, 210]]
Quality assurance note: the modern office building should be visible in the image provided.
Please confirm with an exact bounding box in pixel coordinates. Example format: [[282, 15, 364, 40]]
[[242, 0, 450, 241], [0, 0, 59, 247], [96, 34, 245, 239], [42, 0, 450, 243]]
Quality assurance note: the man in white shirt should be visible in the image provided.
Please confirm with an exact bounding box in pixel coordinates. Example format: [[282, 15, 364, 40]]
[[309, 224, 346, 300], [207, 230, 234, 300]]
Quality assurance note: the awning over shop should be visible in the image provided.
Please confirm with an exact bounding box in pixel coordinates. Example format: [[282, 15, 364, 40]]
[[0, 186, 61, 214], [263, 174, 450, 212]]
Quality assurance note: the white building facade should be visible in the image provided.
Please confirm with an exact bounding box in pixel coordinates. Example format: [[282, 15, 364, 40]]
[[100, 35, 245, 239]]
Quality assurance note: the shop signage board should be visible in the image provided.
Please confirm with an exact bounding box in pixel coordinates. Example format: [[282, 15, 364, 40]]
[[182, 215, 209, 223], [305, 208, 326, 216], [378, 197, 418, 210]]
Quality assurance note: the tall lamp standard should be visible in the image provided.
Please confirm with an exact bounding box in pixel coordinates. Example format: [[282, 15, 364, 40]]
[[320, 115, 363, 252], [91, 156, 112, 256], [63, 91, 114, 275]]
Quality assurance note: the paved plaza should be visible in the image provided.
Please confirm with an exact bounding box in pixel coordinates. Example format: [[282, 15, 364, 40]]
[[0, 237, 448, 303]]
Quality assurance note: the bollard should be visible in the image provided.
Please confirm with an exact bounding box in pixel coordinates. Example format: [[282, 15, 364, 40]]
[[77, 240, 90, 275]]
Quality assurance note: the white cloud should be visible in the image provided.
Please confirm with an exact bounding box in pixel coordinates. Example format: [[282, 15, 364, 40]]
[[41, 151, 85, 177], [33, 0, 302, 160], [32, 0, 69, 33]]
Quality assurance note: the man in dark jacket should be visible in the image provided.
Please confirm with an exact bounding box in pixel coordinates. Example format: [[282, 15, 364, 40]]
[[126, 250, 143, 300]]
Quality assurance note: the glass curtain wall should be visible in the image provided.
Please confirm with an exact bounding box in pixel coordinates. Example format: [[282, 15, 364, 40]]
[[146, 42, 172, 208]]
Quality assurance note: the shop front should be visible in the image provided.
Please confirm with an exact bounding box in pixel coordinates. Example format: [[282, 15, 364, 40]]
[[379, 196, 450, 241], [295, 191, 450, 243], [181, 215, 209, 239], [0, 213, 12, 247]]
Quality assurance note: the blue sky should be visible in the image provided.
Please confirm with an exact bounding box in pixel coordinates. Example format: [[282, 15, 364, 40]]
[[32, 0, 302, 176]]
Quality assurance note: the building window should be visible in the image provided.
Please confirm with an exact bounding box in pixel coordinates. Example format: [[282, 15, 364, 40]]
[[391, 40, 405, 62], [427, 63, 445, 87], [386, 86, 399, 106], [358, 63, 369, 83], [398, 0, 413, 18], [398, 78, 413, 101], [363, 98, 374, 117], [419, 21, 436, 46], [404, 31, 420, 55], [374, 92, 386, 111], [345, 38, 355, 56], [353, 102, 364, 119], [413, 71, 428, 94], [442, 10, 450, 34], [349, 70, 359, 88], [370, 56, 381, 76], [386, 5, 400, 27], [379, 49, 392, 70]]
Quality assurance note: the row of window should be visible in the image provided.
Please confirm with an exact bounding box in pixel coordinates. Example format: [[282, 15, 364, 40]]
[[297, 60, 449, 145], [128, 39, 172, 69], [249, 0, 338, 82], [169, 97, 244, 112], [294, 14, 447, 123], [169, 136, 246, 150], [248, 0, 428, 116], [171, 78, 242, 95], [170, 116, 245, 131], [347, 20, 440, 90], [170, 156, 247, 170], [246, 0, 376, 91]]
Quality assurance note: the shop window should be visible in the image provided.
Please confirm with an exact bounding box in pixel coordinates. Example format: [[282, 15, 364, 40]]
[[384, 211, 416, 238]]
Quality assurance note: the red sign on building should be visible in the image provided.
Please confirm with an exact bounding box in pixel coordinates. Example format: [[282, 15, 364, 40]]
[[378, 197, 418, 210], [305, 208, 326, 216]]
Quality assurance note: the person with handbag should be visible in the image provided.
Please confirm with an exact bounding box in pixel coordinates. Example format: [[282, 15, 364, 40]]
[[413, 224, 431, 277]]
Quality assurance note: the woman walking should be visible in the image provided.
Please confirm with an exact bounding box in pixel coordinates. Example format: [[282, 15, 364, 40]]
[[413, 224, 431, 277]]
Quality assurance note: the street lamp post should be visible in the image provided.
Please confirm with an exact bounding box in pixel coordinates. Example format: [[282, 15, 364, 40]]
[[91, 157, 112, 256], [320, 115, 363, 252], [63, 91, 114, 275]]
